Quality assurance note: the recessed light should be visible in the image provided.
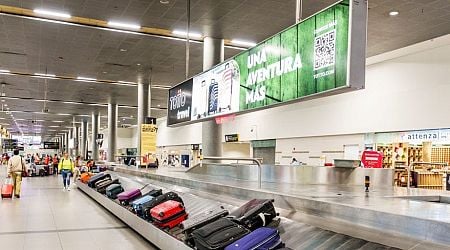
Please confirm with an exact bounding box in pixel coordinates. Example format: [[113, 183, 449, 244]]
[[160, 0, 170, 4], [172, 30, 202, 39], [102, 71, 107, 74], [389, 11, 399, 16], [137, 63, 141, 66], [33, 9, 71, 19], [77, 76, 97, 81], [157, 104, 161, 107], [107, 21, 141, 30], [120, 48, 127, 52], [0, 69, 10, 73], [231, 39, 257, 47]]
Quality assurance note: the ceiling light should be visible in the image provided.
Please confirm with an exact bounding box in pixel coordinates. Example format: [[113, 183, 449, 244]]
[[4, 104, 7, 107], [107, 21, 141, 30], [160, 0, 170, 4], [389, 11, 399, 16], [0, 69, 10, 73], [137, 63, 141, 66], [118, 80, 136, 84], [157, 104, 161, 107], [48, 125, 60, 128], [172, 30, 202, 39], [33, 9, 71, 19], [120, 48, 127, 52], [34, 73, 56, 77], [77, 76, 97, 81], [231, 39, 257, 47]]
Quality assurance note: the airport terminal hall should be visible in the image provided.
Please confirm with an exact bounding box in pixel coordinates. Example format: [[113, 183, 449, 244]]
[[1, 0, 450, 249]]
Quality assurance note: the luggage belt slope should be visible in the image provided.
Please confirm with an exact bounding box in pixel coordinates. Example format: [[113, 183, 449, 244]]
[[78, 172, 396, 250]]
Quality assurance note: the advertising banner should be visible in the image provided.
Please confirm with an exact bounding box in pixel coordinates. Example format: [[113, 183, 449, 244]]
[[167, 79, 193, 126], [140, 124, 157, 155], [191, 61, 241, 121], [168, 0, 366, 126]]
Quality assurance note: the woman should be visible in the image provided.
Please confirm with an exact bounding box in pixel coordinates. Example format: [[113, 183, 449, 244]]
[[58, 153, 74, 191], [73, 156, 82, 182]]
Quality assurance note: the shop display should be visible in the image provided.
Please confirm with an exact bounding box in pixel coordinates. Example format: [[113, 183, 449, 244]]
[[182, 206, 230, 247], [228, 199, 278, 231], [431, 147, 450, 165], [413, 172, 443, 190], [192, 218, 250, 250], [224, 227, 283, 250], [150, 200, 188, 229]]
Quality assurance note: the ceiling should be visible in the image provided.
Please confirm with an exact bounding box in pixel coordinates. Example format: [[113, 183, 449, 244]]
[[0, 0, 449, 139]]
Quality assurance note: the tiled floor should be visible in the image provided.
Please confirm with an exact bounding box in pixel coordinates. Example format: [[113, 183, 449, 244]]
[[0, 166, 156, 250]]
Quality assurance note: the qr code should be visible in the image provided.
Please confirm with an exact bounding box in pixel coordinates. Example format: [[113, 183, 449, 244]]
[[314, 29, 336, 71]]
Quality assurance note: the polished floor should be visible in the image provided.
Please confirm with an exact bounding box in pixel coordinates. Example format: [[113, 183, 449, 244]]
[[0, 166, 156, 250]]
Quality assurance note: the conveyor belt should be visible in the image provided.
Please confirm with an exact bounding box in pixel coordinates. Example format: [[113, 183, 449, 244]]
[[78, 171, 398, 250]]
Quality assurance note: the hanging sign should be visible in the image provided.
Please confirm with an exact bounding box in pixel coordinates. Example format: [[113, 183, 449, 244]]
[[361, 150, 383, 168], [168, 0, 366, 126]]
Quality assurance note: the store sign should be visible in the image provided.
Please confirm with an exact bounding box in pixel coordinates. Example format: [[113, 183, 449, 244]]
[[141, 124, 158, 155], [191, 144, 200, 150], [399, 129, 450, 144], [225, 134, 240, 142], [167, 79, 193, 125], [361, 150, 383, 168], [168, 0, 366, 126]]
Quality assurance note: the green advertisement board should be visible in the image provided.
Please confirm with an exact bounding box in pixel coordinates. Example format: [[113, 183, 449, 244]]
[[167, 0, 366, 126], [235, 1, 349, 110]]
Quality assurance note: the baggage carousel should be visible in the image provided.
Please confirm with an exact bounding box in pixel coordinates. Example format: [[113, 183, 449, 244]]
[[78, 171, 399, 250]]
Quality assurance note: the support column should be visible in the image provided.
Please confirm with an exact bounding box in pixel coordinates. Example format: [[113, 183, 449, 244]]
[[68, 129, 73, 157], [91, 112, 99, 161], [137, 69, 152, 159], [74, 126, 80, 157], [64, 132, 69, 154], [201, 37, 224, 157], [107, 103, 118, 162], [81, 119, 88, 160]]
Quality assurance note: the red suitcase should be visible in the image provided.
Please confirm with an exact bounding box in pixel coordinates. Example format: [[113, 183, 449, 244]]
[[150, 200, 188, 229], [1, 183, 13, 199]]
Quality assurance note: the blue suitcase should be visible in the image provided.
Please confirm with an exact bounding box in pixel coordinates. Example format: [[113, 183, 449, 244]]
[[131, 189, 163, 216], [225, 227, 283, 250]]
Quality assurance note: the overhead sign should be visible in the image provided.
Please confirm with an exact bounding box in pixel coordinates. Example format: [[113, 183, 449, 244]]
[[399, 129, 450, 144], [43, 141, 59, 149], [225, 134, 239, 142], [167, 0, 366, 126], [167, 79, 193, 126]]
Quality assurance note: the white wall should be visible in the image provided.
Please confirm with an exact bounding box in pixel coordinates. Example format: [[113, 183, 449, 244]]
[[155, 35, 450, 154], [276, 134, 364, 165], [156, 117, 202, 146]]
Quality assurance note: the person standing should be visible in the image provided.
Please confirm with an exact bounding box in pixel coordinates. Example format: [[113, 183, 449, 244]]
[[7, 149, 26, 198], [58, 153, 74, 191], [52, 154, 59, 175], [73, 156, 82, 183]]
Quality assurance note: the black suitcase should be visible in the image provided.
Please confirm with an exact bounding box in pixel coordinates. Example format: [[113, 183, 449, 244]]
[[182, 206, 229, 247], [192, 218, 250, 250], [96, 179, 120, 194], [87, 173, 111, 188], [106, 184, 124, 199], [142, 191, 184, 220], [131, 189, 163, 216], [228, 199, 278, 231]]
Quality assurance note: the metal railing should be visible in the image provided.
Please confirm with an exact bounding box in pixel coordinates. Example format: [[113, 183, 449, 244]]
[[200, 156, 263, 189], [407, 162, 448, 190]]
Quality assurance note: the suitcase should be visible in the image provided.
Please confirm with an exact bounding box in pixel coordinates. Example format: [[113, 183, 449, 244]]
[[117, 184, 149, 206], [131, 189, 163, 216], [192, 218, 250, 250], [106, 184, 124, 199], [150, 200, 188, 229], [87, 173, 111, 188], [225, 227, 283, 250], [96, 179, 120, 194], [1, 183, 13, 199], [143, 191, 184, 220], [182, 206, 229, 247], [80, 173, 92, 183], [228, 199, 278, 231]]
